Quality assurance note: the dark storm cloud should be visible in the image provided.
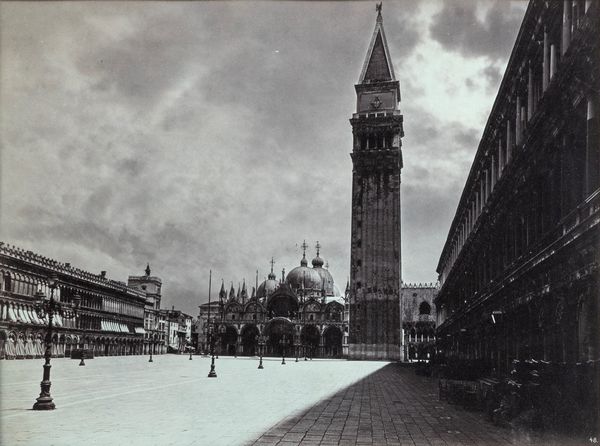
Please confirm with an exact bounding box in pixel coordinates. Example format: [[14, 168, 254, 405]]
[[454, 127, 479, 148], [429, 0, 524, 60], [1, 1, 517, 314], [481, 65, 503, 90]]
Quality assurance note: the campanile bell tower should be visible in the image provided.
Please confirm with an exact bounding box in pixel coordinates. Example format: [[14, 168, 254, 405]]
[[348, 4, 403, 360]]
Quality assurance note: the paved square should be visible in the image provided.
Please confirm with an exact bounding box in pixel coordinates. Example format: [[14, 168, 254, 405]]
[[251, 364, 589, 446], [1, 357, 589, 445], [0, 355, 385, 445]]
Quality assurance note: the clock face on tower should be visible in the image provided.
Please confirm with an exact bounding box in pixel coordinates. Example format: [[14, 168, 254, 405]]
[[358, 91, 395, 112]]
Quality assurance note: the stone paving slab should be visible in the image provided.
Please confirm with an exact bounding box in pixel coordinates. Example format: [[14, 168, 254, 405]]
[[1, 355, 386, 446], [250, 364, 591, 446]]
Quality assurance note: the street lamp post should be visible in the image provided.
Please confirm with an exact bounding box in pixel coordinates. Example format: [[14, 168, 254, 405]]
[[149, 344, 153, 362], [32, 273, 80, 410], [207, 322, 217, 378], [304, 343, 308, 361], [294, 327, 300, 362], [257, 334, 265, 369], [79, 349, 86, 366], [279, 335, 290, 365]]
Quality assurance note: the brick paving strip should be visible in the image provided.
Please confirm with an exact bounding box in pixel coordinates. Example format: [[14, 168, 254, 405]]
[[249, 364, 589, 446]]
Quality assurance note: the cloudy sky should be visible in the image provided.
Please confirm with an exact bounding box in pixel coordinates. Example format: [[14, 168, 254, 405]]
[[0, 1, 527, 315]]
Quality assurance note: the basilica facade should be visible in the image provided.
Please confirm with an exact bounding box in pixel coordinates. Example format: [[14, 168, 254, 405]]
[[197, 243, 348, 359]]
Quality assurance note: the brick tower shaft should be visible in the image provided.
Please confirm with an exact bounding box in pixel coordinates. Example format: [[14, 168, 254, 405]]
[[348, 5, 404, 360]]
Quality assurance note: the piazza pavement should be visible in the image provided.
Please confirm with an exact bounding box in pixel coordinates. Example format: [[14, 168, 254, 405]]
[[0, 355, 589, 446]]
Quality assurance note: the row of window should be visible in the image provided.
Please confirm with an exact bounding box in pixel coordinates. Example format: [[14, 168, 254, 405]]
[[440, 1, 596, 284]]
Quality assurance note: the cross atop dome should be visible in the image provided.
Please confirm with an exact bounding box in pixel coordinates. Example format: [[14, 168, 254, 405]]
[[268, 257, 276, 280], [300, 240, 309, 266], [315, 241, 321, 256]]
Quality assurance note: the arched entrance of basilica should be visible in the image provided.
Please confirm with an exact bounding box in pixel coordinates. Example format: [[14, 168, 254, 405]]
[[301, 324, 320, 358], [241, 324, 260, 356], [264, 317, 295, 356], [324, 326, 343, 358], [266, 288, 299, 318], [219, 325, 238, 356]]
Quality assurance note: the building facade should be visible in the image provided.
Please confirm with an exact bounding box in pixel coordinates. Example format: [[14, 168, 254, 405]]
[[401, 283, 437, 362], [128, 266, 166, 355], [198, 244, 348, 358], [435, 0, 598, 374], [348, 6, 404, 360], [0, 243, 147, 359], [160, 307, 193, 353]]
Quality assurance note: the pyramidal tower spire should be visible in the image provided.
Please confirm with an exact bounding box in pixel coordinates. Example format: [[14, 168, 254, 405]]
[[358, 2, 397, 89]]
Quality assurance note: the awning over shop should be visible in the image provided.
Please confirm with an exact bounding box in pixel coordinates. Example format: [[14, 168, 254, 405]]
[[100, 320, 130, 332], [134, 327, 146, 334]]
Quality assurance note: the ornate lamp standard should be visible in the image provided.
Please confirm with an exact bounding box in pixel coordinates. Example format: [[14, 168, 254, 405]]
[[257, 334, 265, 369], [294, 327, 300, 362], [279, 334, 290, 365], [32, 273, 80, 410], [207, 321, 217, 378]]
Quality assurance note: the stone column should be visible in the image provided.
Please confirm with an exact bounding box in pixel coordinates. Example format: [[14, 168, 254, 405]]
[[506, 119, 512, 163], [498, 138, 504, 176], [528, 65, 534, 121], [586, 97, 599, 195], [516, 96, 522, 145], [550, 44, 557, 79], [543, 29, 550, 91], [562, 0, 572, 55], [491, 155, 496, 190]]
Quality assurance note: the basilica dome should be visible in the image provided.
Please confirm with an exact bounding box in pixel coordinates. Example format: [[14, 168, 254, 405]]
[[257, 270, 278, 299], [311, 250, 334, 296], [285, 255, 322, 292]]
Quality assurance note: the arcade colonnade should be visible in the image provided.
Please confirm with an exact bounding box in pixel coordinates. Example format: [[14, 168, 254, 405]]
[[207, 319, 345, 359]]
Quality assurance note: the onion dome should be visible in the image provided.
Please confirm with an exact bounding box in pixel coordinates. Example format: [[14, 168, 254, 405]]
[[310, 242, 334, 296], [314, 268, 334, 296], [285, 253, 322, 292], [311, 255, 324, 268], [257, 277, 278, 299], [257, 258, 279, 299]]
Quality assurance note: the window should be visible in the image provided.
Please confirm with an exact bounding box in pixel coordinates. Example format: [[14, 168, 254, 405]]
[[419, 301, 431, 315]]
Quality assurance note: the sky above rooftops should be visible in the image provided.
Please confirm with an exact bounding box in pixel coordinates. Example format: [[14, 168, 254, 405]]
[[0, 1, 527, 315]]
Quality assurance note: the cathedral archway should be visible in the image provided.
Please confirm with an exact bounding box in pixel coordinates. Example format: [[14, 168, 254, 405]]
[[301, 324, 320, 357], [264, 317, 294, 356], [220, 325, 238, 356], [324, 325, 343, 357], [266, 289, 299, 318], [241, 324, 260, 356]]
